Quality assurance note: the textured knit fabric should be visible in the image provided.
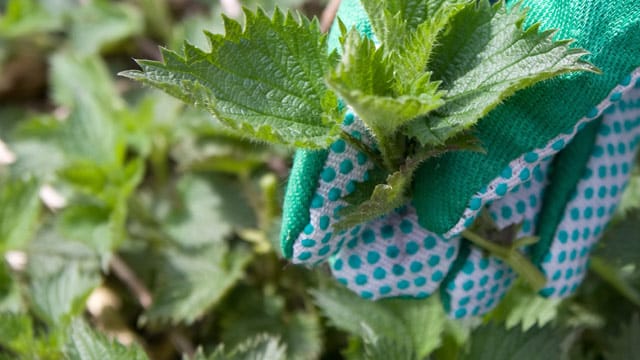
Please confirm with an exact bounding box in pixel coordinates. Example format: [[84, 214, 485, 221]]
[[280, 0, 640, 318]]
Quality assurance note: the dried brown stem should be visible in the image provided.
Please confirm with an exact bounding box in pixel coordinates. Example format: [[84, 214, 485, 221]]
[[320, 0, 341, 33]]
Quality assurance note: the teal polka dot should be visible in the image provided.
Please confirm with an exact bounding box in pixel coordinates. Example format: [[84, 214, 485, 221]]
[[524, 152, 539, 163], [476, 290, 486, 300], [600, 124, 611, 136], [598, 165, 607, 178], [351, 130, 362, 140], [348, 255, 361, 269], [618, 143, 627, 155], [552, 270, 562, 281], [494, 269, 504, 280], [311, 195, 324, 208], [381, 225, 394, 239], [570, 208, 580, 220], [406, 241, 419, 255], [462, 261, 475, 275], [501, 206, 512, 219], [623, 163, 630, 174], [585, 187, 594, 199], [516, 200, 526, 214], [328, 188, 341, 201], [463, 280, 474, 291], [357, 152, 368, 165], [572, 229, 580, 242], [529, 194, 538, 207], [611, 164, 619, 177], [490, 284, 500, 294], [558, 251, 567, 263], [319, 216, 330, 230], [597, 206, 606, 218], [392, 264, 405, 276], [362, 229, 375, 244], [397, 280, 410, 289], [587, 107, 599, 118], [301, 239, 316, 247], [480, 275, 489, 286], [410, 261, 423, 273], [339, 159, 354, 174], [343, 113, 355, 125], [424, 236, 437, 250], [470, 197, 482, 210], [304, 224, 314, 235], [367, 251, 380, 265], [346, 180, 356, 194], [540, 288, 554, 297], [533, 166, 545, 182], [598, 186, 607, 198], [454, 308, 467, 318], [428, 255, 441, 267], [361, 291, 373, 299], [496, 183, 508, 196], [593, 146, 604, 157], [479, 258, 490, 270], [318, 245, 331, 256], [584, 207, 593, 219], [446, 246, 456, 259], [321, 167, 336, 182], [552, 139, 565, 151], [611, 92, 622, 101], [558, 230, 568, 244], [583, 168, 593, 180], [519, 168, 531, 181], [386, 245, 400, 258], [504, 277, 512, 288], [338, 278, 348, 286], [608, 143, 616, 155], [432, 271, 444, 282], [373, 267, 386, 280], [298, 252, 312, 261], [331, 139, 346, 153], [522, 220, 531, 233], [379, 285, 392, 295], [486, 298, 495, 308], [501, 166, 513, 179], [355, 274, 368, 285], [570, 249, 578, 260], [459, 296, 470, 306], [414, 277, 427, 287], [350, 225, 361, 236], [333, 259, 343, 270], [400, 220, 413, 234]]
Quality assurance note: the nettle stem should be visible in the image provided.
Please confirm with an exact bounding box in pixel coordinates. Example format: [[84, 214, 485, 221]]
[[461, 229, 547, 292]]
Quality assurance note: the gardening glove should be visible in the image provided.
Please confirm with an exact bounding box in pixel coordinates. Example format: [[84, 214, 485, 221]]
[[280, 0, 640, 318]]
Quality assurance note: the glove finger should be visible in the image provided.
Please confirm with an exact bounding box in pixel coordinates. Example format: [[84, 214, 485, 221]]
[[329, 205, 460, 300], [538, 71, 640, 297], [282, 112, 376, 264], [442, 158, 553, 318]]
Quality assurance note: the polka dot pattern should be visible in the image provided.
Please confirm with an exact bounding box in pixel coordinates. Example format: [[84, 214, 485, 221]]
[[330, 206, 460, 299], [540, 76, 640, 297], [286, 68, 640, 317]]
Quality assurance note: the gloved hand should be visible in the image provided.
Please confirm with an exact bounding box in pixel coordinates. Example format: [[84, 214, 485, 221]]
[[280, 0, 640, 318]]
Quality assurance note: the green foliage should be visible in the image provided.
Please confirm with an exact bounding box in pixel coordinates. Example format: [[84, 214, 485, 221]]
[[0, 0, 639, 359], [65, 320, 148, 360], [121, 8, 343, 149]]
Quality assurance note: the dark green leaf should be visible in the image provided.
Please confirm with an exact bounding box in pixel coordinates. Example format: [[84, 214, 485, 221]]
[[0, 178, 40, 252], [65, 320, 148, 360], [605, 314, 640, 360]]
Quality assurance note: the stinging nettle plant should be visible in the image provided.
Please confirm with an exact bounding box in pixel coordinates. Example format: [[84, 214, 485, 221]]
[[121, 0, 598, 284]]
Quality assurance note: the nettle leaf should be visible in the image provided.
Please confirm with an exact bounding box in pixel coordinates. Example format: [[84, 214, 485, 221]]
[[0, 178, 40, 252], [327, 30, 443, 140], [605, 314, 640, 360], [121, 8, 342, 149], [65, 320, 148, 360], [197, 334, 286, 360], [462, 323, 568, 360], [313, 282, 445, 357], [0, 313, 34, 356], [486, 281, 561, 331], [334, 170, 410, 230], [408, 0, 599, 144], [143, 245, 251, 325]]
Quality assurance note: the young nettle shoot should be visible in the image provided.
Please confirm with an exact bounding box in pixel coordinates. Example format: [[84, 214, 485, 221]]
[[122, 0, 598, 290]]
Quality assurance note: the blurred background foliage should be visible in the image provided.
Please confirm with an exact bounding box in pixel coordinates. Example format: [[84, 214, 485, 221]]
[[0, 0, 639, 359]]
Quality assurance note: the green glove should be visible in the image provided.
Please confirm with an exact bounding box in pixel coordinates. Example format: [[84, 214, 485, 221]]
[[281, 0, 640, 318]]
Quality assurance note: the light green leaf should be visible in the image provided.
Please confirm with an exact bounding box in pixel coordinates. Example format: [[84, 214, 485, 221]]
[[486, 281, 561, 331], [0, 313, 34, 355], [121, 9, 342, 149], [328, 30, 443, 138], [0, 178, 40, 252], [409, 0, 598, 144], [461, 323, 568, 360], [65, 320, 148, 360], [605, 314, 640, 360], [164, 174, 256, 248], [69, 1, 143, 56], [334, 170, 410, 230], [143, 245, 251, 325], [196, 334, 286, 360], [29, 263, 101, 327]]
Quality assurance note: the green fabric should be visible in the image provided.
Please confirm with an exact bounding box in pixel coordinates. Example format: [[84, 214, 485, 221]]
[[280, 0, 373, 258], [532, 117, 602, 265], [439, 240, 471, 313], [413, 0, 640, 234], [281, 149, 329, 258]]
